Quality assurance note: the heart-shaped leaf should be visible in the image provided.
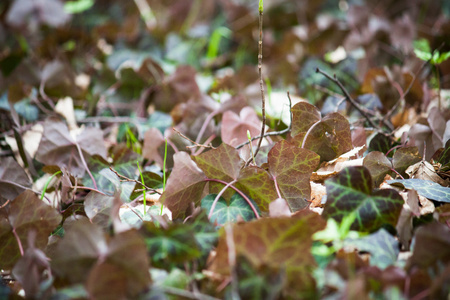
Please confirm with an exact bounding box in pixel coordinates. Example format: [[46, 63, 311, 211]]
[[0, 190, 61, 269], [36, 118, 107, 177], [236, 166, 278, 212], [291, 102, 352, 161], [268, 140, 320, 211], [363, 151, 393, 186], [193, 143, 243, 197], [210, 211, 326, 298], [0, 157, 32, 200], [323, 166, 403, 232], [201, 193, 259, 225], [160, 152, 207, 219]]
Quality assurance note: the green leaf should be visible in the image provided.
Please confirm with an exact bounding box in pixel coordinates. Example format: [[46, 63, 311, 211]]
[[201, 193, 259, 225], [387, 179, 450, 203], [268, 140, 320, 211], [210, 211, 326, 298], [159, 152, 207, 219], [435, 51, 450, 64], [323, 166, 404, 232], [64, 0, 94, 14], [345, 229, 399, 269], [139, 222, 202, 269], [0, 190, 62, 269], [413, 39, 432, 61]]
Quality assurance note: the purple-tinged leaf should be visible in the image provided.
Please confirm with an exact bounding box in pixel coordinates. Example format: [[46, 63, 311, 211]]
[[392, 147, 421, 176], [0, 190, 61, 269], [159, 152, 207, 219], [323, 166, 403, 232], [236, 166, 278, 212], [268, 140, 320, 211], [291, 102, 352, 161], [363, 151, 393, 186], [0, 157, 31, 200]]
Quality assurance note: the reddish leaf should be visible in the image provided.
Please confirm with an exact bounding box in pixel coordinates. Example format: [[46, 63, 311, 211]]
[[268, 140, 320, 211], [51, 218, 107, 283], [291, 102, 321, 137], [236, 166, 278, 212], [291, 102, 352, 161], [142, 127, 165, 167], [392, 147, 421, 176], [160, 152, 207, 219], [193, 143, 243, 197], [193, 143, 242, 181], [221, 107, 261, 147], [0, 190, 61, 269], [0, 157, 31, 200], [407, 222, 450, 270], [36, 118, 107, 177], [363, 151, 393, 186], [210, 211, 326, 298]]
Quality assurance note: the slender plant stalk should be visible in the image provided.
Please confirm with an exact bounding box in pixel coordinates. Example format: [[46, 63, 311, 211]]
[[246, 0, 265, 167], [137, 161, 146, 215], [161, 138, 168, 215], [41, 171, 62, 201], [247, 130, 256, 165]]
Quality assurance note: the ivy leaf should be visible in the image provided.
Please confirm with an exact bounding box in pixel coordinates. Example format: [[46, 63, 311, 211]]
[[363, 151, 393, 186], [160, 152, 207, 219], [201, 193, 258, 225], [139, 222, 201, 269], [36, 118, 106, 177], [268, 140, 320, 211], [323, 166, 403, 232], [193, 143, 243, 197], [392, 147, 421, 176], [0, 157, 32, 200], [345, 229, 399, 269], [236, 166, 278, 212], [210, 211, 326, 298], [291, 102, 352, 161], [184, 211, 218, 263], [387, 179, 450, 203], [0, 190, 62, 269]]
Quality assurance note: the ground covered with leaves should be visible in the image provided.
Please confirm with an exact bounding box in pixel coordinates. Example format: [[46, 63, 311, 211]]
[[1, 0, 450, 299]]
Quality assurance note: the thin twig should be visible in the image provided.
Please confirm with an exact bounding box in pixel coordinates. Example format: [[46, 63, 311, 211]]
[[316, 68, 384, 130], [194, 110, 219, 146], [0, 199, 10, 209], [173, 128, 216, 151], [235, 91, 293, 150], [245, 4, 265, 167], [75, 142, 97, 190], [109, 167, 162, 195]]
